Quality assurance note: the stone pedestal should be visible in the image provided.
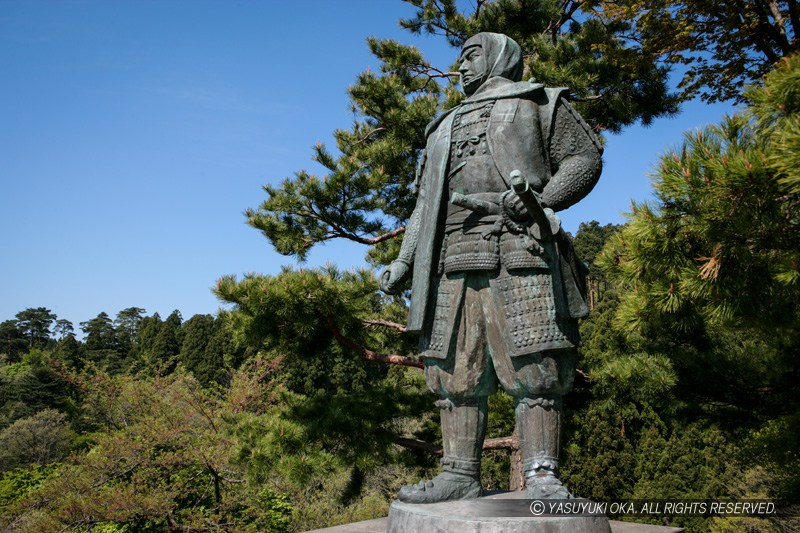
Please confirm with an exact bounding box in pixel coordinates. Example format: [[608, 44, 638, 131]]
[[387, 491, 611, 533]]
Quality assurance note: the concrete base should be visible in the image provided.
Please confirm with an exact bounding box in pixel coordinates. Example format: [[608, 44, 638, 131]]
[[387, 491, 609, 533], [305, 492, 684, 533]]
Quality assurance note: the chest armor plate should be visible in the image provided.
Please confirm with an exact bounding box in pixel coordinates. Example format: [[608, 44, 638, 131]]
[[440, 100, 549, 274], [447, 101, 506, 199]]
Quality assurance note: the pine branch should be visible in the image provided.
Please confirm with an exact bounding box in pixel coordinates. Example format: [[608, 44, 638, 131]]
[[409, 65, 459, 80], [306, 196, 405, 246], [357, 225, 406, 245], [355, 126, 386, 145], [322, 313, 423, 369]]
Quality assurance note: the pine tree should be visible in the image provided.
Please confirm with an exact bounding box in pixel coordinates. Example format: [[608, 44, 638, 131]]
[[80, 312, 123, 372], [0, 321, 26, 363], [14, 308, 56, 350], [597, 52, 800, 503], [150, 310, 183, 374], [52, 319, 73, 340], [571, 221, 621, 309], [114, 307, 146, 358], [178, 314, 218, 387]]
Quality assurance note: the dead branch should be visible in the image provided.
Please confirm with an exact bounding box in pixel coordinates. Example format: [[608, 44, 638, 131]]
[[396, 437, 442, 455], [395, 435, 519, 455], [362, 319, 408, 332], [484, 436, 519, 450], [569, 94, 604, 102]]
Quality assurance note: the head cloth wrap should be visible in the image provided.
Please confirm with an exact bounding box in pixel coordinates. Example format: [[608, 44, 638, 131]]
[[461, 32, 523, 85]]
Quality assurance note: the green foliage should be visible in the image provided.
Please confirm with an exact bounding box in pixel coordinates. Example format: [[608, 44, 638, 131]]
[[216, 265, 438, 512], [0, 350, 76, 431], [743, 409, 800, 500], [600, 81, 800, 332], [0, 463, 60, 512], [251, 488, 293, 532], [216, 266, 414, 395], [480, 392, 517, 491], [749, 53, 800, 201], [150, 309, 183, 372], [131, 312, 162, 364], [572, 221, 622, 267], [630, 423, 740, 530], [113, 307, 145, 357], [572, 221, 622, 309], [52, 319, 74, 340], [178, 314, 239, 387], [1, 370, 247, 531], [178, 314, 216, 378], [54, 334, 81, 369], [592, 352, 677, 413]]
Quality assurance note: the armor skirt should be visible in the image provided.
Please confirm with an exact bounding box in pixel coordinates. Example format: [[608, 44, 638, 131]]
[[421, 269, 578, 399]]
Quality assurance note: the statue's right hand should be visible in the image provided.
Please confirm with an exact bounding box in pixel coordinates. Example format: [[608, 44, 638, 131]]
[[380, 261, 410, 295]]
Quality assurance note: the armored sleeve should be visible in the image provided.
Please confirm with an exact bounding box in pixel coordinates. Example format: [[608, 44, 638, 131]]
[[540, 98, 602, 211], [397, 201, 422, 266], [396, 150, 427, 266]]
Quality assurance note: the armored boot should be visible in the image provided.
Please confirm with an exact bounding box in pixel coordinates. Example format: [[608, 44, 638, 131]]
[[517, 395, 573, 499], [398, 397, 486, 503]]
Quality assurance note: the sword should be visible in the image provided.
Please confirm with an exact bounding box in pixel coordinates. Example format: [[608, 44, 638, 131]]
[[450, 191, 501, 215], [509, 169, 560, 238]]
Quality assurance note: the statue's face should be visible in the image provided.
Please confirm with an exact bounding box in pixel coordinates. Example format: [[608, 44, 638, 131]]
[[459, 44, 488, 96]]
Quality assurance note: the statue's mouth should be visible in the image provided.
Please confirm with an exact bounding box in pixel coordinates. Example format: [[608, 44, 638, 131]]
[[461, 74, 482, 89]]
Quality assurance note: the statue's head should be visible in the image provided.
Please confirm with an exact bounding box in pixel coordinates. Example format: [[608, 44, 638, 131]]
[[459, 32, 523, 96]]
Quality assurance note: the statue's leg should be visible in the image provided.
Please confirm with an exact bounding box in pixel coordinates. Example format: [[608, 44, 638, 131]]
[[398, 396, 487, 503], [400, 273, 494, 503], [516, 394, 572, 499]]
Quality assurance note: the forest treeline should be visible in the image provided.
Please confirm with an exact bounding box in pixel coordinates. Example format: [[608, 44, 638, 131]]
[[1, 307, 246, 389], [2, 1, 799, 531]]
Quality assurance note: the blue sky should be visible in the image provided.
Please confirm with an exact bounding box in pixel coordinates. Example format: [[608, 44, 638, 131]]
[[0, 1, 736, 331]]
